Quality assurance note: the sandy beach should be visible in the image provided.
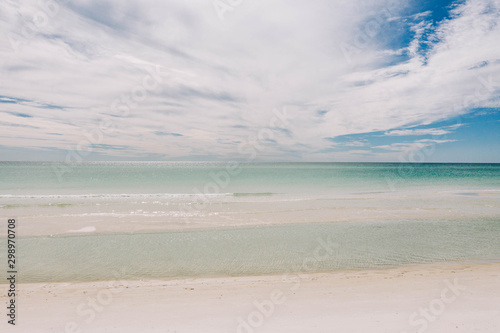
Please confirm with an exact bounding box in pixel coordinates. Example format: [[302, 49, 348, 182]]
[[2, 262, 498, 333], [3, 188, 499, 237]]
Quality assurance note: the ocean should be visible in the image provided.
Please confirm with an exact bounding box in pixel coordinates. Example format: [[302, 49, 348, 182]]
[[1, 162, 499, 283]]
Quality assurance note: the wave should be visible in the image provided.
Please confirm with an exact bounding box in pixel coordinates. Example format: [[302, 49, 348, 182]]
[[0, 193, 232, 199], [232, 192, 275, 197], [0, 192, 277, 199]]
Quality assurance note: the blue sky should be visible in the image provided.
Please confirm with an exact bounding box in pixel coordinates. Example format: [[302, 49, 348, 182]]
[[0, 0, 499, 162]]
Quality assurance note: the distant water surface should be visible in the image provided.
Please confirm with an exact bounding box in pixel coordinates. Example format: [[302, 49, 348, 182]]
[[1, 162, 499, 196]]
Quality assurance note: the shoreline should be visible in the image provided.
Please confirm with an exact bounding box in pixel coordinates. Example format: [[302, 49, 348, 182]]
[[3, 258, 499, 284]]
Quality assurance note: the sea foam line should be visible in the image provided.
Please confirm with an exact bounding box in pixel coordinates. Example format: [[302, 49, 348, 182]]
[[0, 193, 235, 199]]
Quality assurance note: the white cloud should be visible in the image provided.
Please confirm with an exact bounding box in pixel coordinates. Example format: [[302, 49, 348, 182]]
[[344, 140, 368, 147], [384, 124, 464, 136], [0, 0, 499, 161], [374, 139, 456, 153], [385, 128, 450, 136]]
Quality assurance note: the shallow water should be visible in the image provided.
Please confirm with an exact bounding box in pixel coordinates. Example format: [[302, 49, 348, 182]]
[[1, 162, 499, 283], [2, 217, 499, 283], [1, 162, 500, 233]]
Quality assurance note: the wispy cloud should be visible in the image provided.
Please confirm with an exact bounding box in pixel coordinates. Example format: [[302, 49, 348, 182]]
[[344, 140, 368, 147], [384, 124, 463, 136], [0, 0, 499, 161], [374, 139, 456, 153]]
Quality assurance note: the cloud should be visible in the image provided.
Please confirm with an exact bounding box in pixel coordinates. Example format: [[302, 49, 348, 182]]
[[0, 0, 499, 161], [344, 140, 367, 147], [343, 149, 374, 155], [89, 144, 130, 150], [374, 139, 456, 152], [384, 124, 463, 136], [385, 128, 450, 136], [154, 131, 183, 137]]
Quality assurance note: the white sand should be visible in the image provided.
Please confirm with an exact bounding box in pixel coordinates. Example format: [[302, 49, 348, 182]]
[[5, 189, 500, 237], [2, 262, 499, 332], [67, 226, 96, 233]]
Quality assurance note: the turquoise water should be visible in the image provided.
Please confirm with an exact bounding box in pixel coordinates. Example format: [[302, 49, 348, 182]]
[[1, 162, 500, 196], [3, 217, 500, 283], [1, 162, 499, 283]]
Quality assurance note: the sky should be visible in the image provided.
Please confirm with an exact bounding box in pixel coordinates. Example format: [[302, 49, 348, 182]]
[[0, 0, 499, 162]]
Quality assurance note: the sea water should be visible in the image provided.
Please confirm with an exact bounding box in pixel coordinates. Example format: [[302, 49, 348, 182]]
[[0, 162, 499, 283], [5, 217, 500, 283], [1, 162, 500, 195]]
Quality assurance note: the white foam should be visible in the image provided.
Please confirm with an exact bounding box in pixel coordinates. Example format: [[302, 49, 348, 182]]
[[0, 193, 234, 199]]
